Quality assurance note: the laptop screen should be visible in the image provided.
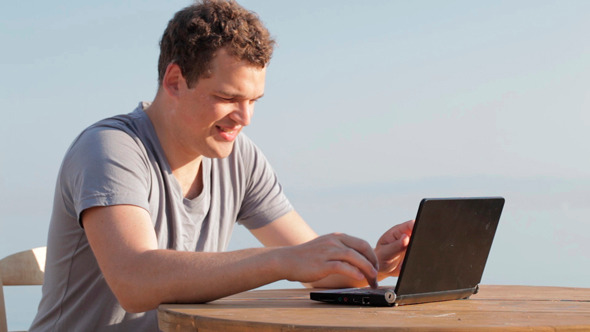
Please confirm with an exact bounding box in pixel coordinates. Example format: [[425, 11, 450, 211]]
[[395, 197, 504, 296]]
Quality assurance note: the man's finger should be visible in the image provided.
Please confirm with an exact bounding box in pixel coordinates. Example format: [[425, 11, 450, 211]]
[[377, 234, 410, 270], [381, 234, 410, 254], [332, 234, 379, 288], [379, 220, 415, 245], [338, 234, 379, 269]]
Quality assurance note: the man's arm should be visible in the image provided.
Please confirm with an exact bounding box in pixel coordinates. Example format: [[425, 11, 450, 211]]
[[251, 210, 414, 288], [251, 210, 376, 288], [83, 205, 379, 312]]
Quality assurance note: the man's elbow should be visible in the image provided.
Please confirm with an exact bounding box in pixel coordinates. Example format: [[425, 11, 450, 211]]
[[116, 291, 161, 313], [108, 279, 162, 313]]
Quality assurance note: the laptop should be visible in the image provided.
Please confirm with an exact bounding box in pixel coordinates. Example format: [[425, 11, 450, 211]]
[[310, 197, 505, 307]]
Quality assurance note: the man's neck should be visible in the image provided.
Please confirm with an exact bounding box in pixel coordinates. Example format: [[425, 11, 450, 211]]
[[173, 160, 204, 199], [144, 96, 204, 199]]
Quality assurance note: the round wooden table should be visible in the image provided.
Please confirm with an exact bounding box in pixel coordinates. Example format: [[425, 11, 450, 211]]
[[158, 285, 590, 331]]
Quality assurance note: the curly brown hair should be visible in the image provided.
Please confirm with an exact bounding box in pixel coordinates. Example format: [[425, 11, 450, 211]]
[[158, 0, 275, 88]]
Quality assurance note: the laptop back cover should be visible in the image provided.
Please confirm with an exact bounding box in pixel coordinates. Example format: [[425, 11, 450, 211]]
[[394, 197, 504, 305]]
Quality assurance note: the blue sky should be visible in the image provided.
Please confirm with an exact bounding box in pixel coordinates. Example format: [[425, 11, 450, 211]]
[[1, 1, 589, 329]]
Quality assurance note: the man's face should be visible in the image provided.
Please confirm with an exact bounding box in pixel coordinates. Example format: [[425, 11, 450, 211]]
[[172, 49, 266, 159]]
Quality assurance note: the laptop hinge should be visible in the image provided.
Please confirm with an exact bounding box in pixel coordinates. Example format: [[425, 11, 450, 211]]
[[394, 285, 479, 306]]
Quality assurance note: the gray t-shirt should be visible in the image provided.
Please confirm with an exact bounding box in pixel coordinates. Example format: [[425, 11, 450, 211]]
[[30, 103, 292, 331]]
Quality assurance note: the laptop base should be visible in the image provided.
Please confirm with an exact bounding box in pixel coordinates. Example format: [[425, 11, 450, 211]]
[[310, 285, 478, 307]]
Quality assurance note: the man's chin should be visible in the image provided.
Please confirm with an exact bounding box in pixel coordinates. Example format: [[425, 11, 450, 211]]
[[206, 142, 235, 159]]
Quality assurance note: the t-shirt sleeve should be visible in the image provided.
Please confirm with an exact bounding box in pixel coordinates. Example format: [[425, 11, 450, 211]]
[[235, 135, 293, 229], [60, 125, 151, 227]]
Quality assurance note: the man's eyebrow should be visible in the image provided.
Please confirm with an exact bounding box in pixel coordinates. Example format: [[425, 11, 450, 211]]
[[215, 90, 264, 100]]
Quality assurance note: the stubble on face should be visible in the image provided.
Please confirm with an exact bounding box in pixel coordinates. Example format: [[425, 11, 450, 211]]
[[174, 49, 267, 161]]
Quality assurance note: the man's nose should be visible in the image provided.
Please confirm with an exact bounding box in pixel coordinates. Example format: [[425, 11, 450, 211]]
[[231, 101, 254, 126]]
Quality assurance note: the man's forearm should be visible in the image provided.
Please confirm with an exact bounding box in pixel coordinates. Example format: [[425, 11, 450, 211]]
[[83, 205, 293, 313], [84, 206, 382, 313], [109, 247, 284, 312]]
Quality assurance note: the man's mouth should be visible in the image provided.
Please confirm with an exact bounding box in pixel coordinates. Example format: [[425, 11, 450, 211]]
[[216, 125, 240, 141], [218, 127, 235, 134]]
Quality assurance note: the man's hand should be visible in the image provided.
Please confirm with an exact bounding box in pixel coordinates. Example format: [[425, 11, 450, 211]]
[[374, 220, 415, 278], [278, 233, 379, 288], [252, 212, 414, 289]]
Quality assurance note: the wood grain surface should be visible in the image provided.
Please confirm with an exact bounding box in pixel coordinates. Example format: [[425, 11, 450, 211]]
[[158, 285, 590, 331]]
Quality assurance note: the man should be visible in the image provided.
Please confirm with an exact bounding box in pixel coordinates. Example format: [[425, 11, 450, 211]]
[[30, 1, 413, 331]]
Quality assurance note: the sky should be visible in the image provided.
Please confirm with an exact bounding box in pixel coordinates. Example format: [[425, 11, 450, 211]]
[[1, 0, 589, 329]]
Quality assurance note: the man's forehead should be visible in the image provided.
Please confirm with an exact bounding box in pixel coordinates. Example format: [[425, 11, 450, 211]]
[[208, 48, 266, 70], [202, 65, 265, 98]]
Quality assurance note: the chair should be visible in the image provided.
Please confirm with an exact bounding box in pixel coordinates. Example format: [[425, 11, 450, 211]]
[[0, 247, 46, 332]]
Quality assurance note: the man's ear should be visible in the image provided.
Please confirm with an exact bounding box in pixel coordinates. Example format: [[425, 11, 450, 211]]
[[162, 63, 187, 97]]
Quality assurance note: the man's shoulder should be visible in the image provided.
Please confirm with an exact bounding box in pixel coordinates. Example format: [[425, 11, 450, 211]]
[[86, 106, 147, 136], [209, 133, 261, 175], [62, 105, 155, 171], [229, 133, 263, 164], [72, 106, 149, 148], [234, 132, 253, 149]]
